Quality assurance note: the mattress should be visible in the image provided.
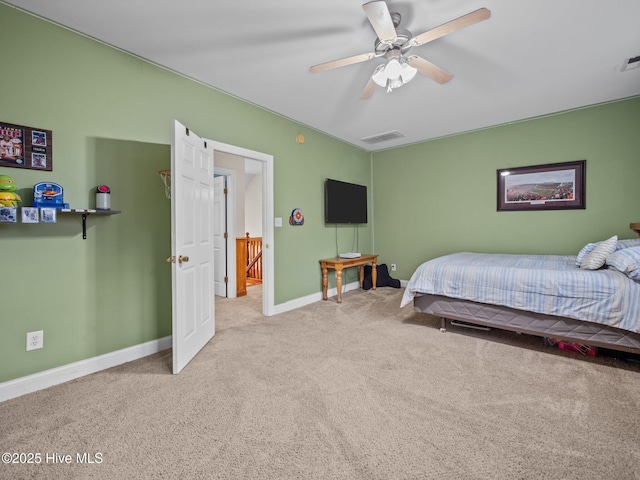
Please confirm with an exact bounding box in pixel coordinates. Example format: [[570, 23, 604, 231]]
[[414, 294, 640, 354], [401, 252, 640, 334]]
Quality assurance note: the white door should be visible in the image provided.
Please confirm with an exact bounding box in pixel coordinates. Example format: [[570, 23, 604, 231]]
[[213, 175, 227, 297], [170, 120, 215, 374]]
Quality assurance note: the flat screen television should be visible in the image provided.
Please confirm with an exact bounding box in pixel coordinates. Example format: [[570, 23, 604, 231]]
[[324, 178, 368, 224]]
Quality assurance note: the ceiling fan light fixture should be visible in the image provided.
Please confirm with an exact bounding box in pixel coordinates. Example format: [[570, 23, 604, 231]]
[[371, 56, 417, 92], [371, 64, 389, 87], [400, 62, 417, 83], [387, 77, 403, 92], [386, 57, 402, 77]]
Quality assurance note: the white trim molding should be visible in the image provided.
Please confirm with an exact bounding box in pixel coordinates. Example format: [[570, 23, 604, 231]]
[[208, 139, 274, 317], [272, 281, 361, 315], [0, 336, 171, 403]]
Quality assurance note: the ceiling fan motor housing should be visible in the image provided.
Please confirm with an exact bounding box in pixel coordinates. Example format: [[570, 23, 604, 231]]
[[374, 28, 413, 55]]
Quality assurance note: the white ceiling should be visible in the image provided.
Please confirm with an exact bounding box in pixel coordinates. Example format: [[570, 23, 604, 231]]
[[4, 0, 640, 151]]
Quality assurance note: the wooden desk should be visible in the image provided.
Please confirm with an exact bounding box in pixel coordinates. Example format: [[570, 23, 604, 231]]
[[320, 254, 378, 303], [631, 223, 640, 237]]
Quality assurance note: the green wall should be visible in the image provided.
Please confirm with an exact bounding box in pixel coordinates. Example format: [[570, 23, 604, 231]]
[[2, 3, 638, 386], [0, 5, 371, 383], [372, 97, 640, 280]]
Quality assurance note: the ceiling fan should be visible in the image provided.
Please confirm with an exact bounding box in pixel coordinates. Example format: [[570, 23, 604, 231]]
[[310, 1, 491, 98]]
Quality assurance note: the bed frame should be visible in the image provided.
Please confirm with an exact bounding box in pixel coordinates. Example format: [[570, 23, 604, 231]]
[[414, 294, 640, 354]]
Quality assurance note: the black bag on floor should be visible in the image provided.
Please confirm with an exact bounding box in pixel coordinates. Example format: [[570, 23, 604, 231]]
[[362, 263, 401, 290]]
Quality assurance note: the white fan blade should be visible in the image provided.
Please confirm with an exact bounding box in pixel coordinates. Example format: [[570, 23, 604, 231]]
[[310, 52, 376, 73], [361, 64, 385, 99], [410, 8, 491, 47], [406, 56, 453, 84], [363, 1, 398, 43]]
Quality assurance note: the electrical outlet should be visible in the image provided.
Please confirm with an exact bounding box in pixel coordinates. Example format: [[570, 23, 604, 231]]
[[391, 264, 397, 272], [26, 330, 43, 351]]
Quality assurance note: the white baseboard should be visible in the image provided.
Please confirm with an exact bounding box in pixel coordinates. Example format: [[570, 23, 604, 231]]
[[272, 280, 409, 315], [272, 281, 361, 315], [0, 336, 171, 403], [2, 281, 408, 402]]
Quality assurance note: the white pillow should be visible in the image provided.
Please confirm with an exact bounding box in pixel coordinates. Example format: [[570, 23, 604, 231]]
[[575, 237, 640, 267], [617, 238, 640, 250], [579, 235, 618, 270], [575, 242, 598, 267], [605, 246, 640, 274]]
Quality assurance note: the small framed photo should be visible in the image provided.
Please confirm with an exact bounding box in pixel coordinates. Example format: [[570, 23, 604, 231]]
[[21, 207, 39, 223], [31, 153, 47, 169], [40, 207, 57, 223], [32, 130, 47, 147], [0, 207, 17, 223]]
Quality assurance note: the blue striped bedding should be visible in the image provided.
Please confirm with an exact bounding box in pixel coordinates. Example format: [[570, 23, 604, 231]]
[[401, 252, 640, 334]]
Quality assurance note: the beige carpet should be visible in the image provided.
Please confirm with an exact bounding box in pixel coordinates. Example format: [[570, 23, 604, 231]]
[[1, 286, 639, 480]]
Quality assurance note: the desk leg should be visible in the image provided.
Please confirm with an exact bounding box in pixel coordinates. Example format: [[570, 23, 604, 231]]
[[321, 265, 328, 301], [336, 266, 343, 303], [359, 265, 364, 289], [371, 261, 377, 291]]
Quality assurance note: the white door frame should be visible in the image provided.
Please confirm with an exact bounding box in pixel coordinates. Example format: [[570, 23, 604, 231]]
[[209, 141, 274, 316], [214, 166, 236, 298]]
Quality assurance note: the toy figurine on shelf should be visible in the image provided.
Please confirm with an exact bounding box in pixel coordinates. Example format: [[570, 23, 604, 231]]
[[0, 174, 21, 207]]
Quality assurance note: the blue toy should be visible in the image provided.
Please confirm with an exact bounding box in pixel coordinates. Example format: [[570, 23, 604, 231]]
[[32, 182, 69, 209]]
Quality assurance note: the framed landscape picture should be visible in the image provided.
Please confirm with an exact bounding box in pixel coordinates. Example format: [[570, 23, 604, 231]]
[[497, 160, 585, 212]]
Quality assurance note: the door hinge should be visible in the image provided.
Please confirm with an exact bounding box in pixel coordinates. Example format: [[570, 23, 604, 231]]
[[224, 276, 228, 283], [223, 188, 228, 195], [223, 232, 228, 239]]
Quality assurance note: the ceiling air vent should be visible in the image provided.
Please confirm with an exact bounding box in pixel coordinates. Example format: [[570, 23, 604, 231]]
[[361, 130, 405, 144], [621, 55, 640, 72]]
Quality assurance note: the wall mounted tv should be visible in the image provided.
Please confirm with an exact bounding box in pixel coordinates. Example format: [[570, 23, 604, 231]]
[[324, 178, 368, 224]]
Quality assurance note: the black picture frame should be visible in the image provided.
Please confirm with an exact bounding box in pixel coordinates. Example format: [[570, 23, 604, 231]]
[[497, 160, 585, 212]]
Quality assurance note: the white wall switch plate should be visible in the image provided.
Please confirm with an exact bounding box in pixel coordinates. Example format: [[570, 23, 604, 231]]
[[275, 217, 282, 227]]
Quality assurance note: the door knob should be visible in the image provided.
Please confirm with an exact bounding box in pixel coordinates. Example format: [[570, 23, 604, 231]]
[[167, 255, 189, 263]]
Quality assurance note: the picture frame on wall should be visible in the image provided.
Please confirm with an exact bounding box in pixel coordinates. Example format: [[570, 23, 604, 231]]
[[0, 121, 53, 171], [497, 160, 586, 212]]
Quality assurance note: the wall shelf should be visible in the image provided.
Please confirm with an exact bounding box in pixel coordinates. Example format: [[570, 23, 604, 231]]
[[59, 209, 121, 239]]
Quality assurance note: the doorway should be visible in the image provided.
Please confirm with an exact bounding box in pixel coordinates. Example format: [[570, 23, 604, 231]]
[[214, 158, 262, 298], [211, 141, 274, 317]]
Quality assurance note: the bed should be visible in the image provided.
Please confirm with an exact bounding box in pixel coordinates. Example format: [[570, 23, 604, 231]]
[[401, 238, 640, 354]]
